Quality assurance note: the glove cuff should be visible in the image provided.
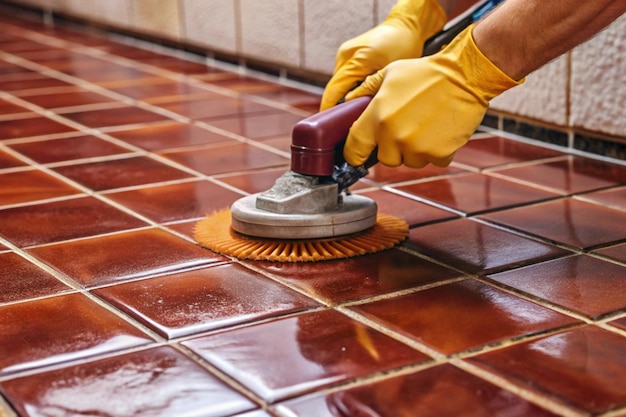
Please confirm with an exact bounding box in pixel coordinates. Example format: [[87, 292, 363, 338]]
[[386, 0, 447, 50]]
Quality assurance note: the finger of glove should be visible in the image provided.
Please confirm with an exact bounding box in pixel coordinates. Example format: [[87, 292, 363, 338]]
[[320, 57, 382, 110], [343, 108, 379, 167], [344, 69, 385, 101]]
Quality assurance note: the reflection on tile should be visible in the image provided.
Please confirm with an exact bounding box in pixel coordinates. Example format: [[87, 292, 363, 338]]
[[9, 135, 130, 163], [468, 327, 626, 415], [0, 346, 257, 417], [366, 163, 464, 185], [0, 197, 147, 247], [593, 242, 626, 264], [29, 228, 225, 287], [0, 169, 81, 205], [480, 198, 626, 250], [157, 96, 277, 120], [21, 87, 118, 109], [52, 156, 193, 191], [581, 185, 626, 210], [202, 111, 304, 140], [95, 263, 319, 339], [351, 280, 578, 355], [108, 122, 235, 151], [60, 105, 170, 128], [0, 116, 76, 140], [406, 218, 568, 275], [251, 248, 461, 304], [279, 364, 559, 417], [395, 173, 558, 215], [0, 76, 74, 92], [106, 180, 242, 223], [0, 293, 152, 375], [107, 79, 211, 101], [183, 309, 430, 402], [161, 143, 288, 176], [0, 252, 70, 304], [453, 136, 564, 168], [487, 255, 626, 319], [217, 168, 286, 194], [493, 156, 626, 194]]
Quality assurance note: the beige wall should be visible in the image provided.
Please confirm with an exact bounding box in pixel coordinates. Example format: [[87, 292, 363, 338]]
[[6, 0, 626, 140]]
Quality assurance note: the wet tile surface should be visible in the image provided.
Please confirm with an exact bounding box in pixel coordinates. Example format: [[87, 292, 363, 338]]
[[1, 10, 625, 417]]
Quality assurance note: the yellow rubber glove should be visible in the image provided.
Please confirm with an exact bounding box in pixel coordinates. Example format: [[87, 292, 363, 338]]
[[344, 25, 523, 168], [319, 0, 447, 110]]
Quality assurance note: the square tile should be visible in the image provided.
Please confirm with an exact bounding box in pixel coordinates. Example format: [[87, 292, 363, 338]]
[[0, 98, 31, 114], [492, 156, 626, 194], [0, 76, 75, 92], [216, 168, 286, 194], [406, 218, 569, 275], [20, 87, 119, 109], [94, 263, 319, 339], [157, 96, 278, 120], [107, 79, 211, 101], [609, 317, 626, 332], [247, 248, 461, 304], [468, 327, 626, 415], [201, 111, 304, 140], [278, 364, 560, 417], [0, 197, 147, 247], [365, 162, 465, 185], [0, 293, 152, 376], [52, 156, 193, 191], [106, 180, 242, 223], [487, 255, 626, 319], [480, 198, 626, 250], [351, 280, 579, 355], [394, 173, 559, 215], [593, 242, 626, 264], [0, 252, 70, 304], [183, 309, 430, 402], [0, 169, 81, 206], [161, 143, 288, 176], [0, 116, 76, 141], [580, 185, 626, 210], [0, 346, 257, 417], [108, 122, 235, 151], [0, 149, 24, 169], [60, 105, 170, 129], [9, 135, 130, 164]]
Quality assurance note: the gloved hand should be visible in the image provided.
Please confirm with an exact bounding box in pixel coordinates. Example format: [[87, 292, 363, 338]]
[[319, 0, 447, 110], [343, 25, 523, 168]]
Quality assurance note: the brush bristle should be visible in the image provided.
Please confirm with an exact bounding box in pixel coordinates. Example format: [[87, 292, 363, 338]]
[[194, 208, 409, 262]]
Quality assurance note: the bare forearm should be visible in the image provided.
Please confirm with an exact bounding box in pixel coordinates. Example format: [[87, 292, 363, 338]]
[[473, 0, 626, 80]]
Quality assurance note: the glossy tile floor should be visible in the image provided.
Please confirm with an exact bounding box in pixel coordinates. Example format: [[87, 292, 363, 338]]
[[1, 11, 626, 417]]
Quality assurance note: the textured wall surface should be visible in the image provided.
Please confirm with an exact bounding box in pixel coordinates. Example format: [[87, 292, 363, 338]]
[[2, 0, 626, 140]]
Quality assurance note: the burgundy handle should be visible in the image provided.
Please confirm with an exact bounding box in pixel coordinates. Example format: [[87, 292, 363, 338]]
[[290, 96, 372, 176]]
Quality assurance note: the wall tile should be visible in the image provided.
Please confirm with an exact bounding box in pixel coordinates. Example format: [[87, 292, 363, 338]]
[[92, 0, 132, 28], [131, 0, 182, 41], [570, 14, 626, 137], [490, 55, 568, 127], [303, 0, 375, 74], [239, 0, 300, 67], [181, 0, 237, 54]]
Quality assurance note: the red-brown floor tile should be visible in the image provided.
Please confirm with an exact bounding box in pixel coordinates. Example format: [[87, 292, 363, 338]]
[[0, 61, 37, 77], [0, 252, 71, 304], [492, 156, 626, 194], [358, 189, 459, 227], [395, 173, 559, 215], [94, 263, 319, 339], [0, 116, 76, 140], [365, 162, 465, 185], [480, 198, 626, 250], [351, 279, 579, 355], [108, 121, 235, 151], [487, 255, 626, 319], [9, 135, 130, 163], [161, 142, 288, 176], [69, 66, 155, 84], [0, 39, 50, 54], [581, 185, 626, 210], [0, 169, 81, 206], [216, 168, 286, 194], [406, 218, 569, 275], [468, 326, 626, 415], [0, 75, 75, 92], [106, 180, 242, 223], [0, 293, 152, 376], [453, 135, 564, 168], [610, 317, 626, 331], [202, 111, 304, 140], [20, 87, 119, 109], [199, 74, 285, 94], [249, 88, 320, 113], [0, 346, 258, 417], [60, 105, 170, 128], [278, 364, 559, 417], [165, 219, 196, 238], [0, 196, 147, 247], [0, 149, 24, 169], [107, 79, 212, 101], [29, 228, 225, 287], [0, 98, 31, 114], [593, 242, 626, 264], [53, 156, 193, 191], [247, 248, 461, 304], [183, 309, 430, 402], [157, 95, 278, 120], [258, 135, 291, 153]]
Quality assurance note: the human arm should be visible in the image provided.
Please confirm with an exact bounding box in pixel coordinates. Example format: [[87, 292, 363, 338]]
[[343, 0, 626, 168], [319, 0, 459, 110]]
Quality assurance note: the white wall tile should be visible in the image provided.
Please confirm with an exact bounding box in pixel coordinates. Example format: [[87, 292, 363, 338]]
[[302, 0, 375, 74], [570, 14, 626, 137], [92, 1, 132, 28], [239, 0, 300, 67], [181, 0, 237, 54], [131, 0, 182, 41], [490, 55, 568, 127]]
